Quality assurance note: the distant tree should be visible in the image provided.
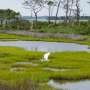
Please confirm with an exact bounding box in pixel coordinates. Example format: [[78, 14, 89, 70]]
[[55, 0, 62, 24], [46, 0, 56, 24], [0, 9, 20, 20], [0, 9, 20, 28], [75, 0, 80, 23], [23, 0, 44, 27], [62, 0, 79, 24], [62, 0, 70, 23], [68, 0, 76, 23]]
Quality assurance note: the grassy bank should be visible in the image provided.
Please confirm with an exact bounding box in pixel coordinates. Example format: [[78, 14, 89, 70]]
[[0, 47, 90, 89], [0, 34, 90, 46]]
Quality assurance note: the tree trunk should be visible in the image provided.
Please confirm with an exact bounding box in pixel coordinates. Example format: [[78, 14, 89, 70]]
[[34, 12, 38, 28], [55, 0, 61, 25], [76, 0, 80, 23], [65, 0, 69, 24], [48, 6, 51, 24], [68, 0, 74, 23]]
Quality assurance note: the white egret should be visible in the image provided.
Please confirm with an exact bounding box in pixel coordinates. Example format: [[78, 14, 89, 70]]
[[41, 52, 50, 62]]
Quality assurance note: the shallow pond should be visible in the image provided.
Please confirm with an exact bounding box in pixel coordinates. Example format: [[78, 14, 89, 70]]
[[0, 41, 89, 52], [48, 80, 90, 90]]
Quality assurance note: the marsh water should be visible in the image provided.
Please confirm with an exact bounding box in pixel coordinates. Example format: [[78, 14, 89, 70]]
[[0, 41, 89, 52], [48, 80, 90, 90]]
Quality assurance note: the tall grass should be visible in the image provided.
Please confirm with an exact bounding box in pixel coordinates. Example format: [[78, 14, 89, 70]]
[[0, 47, 90, 89], [32, 21, 90, 35]]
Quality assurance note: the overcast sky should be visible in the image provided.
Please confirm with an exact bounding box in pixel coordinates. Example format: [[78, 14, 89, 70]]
[[0, 0, 90, 16]]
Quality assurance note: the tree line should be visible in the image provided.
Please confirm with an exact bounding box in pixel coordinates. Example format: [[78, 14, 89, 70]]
[[0, 9, 31, 30], [0, 9, 20, 25], [23, 0, 90, 26]]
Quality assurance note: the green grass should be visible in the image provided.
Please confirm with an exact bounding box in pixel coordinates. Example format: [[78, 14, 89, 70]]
[[0, 47, 90, 89], [0, 21, 90, 35], [33, 21, 90, 35], [0, 33, 90, 46], [0, 46, 58, 90]]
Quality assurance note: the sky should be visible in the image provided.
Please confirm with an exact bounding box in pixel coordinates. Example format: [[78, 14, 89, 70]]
[[0, 0, 90, 16]]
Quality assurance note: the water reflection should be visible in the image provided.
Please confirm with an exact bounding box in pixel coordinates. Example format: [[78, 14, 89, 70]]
[[0, 41, 89, 52], [48, 80, 90, 90]]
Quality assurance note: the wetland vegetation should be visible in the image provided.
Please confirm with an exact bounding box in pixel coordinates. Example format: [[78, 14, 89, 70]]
[[0, 46, 90, 90], [0, 0, 90, 89]]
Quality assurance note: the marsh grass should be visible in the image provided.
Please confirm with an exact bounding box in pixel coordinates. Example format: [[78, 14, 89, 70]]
[[0, 79, 39, 90], [0, 47, 90, 89], [0, 34, 90, 47]]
